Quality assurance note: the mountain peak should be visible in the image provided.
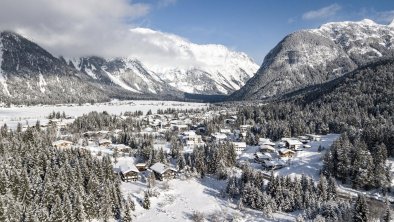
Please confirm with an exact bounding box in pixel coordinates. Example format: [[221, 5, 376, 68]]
[[359, 18, 376, 26], [388, 19, 394, 28]]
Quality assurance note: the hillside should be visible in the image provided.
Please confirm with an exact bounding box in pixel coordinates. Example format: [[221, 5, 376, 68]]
[[231, 19, 394, 100]]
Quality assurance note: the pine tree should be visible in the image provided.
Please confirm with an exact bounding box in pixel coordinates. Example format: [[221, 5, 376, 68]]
[[353, 195, 369, 222], [177, 154, 186, 171], [123, 201, 133, 222], [143, 192, 150, 209], [74, 194, 86, 222], [50, 196, 65, 222], [382, 199, 391, 222]]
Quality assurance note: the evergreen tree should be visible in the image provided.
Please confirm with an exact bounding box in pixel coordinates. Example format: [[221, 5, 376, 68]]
[[143, 192, 150, 209], [353, 195, 369, 222]]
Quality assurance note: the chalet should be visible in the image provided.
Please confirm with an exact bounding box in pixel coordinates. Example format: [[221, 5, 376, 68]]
[[232, 142, 247, 152], [254, 152, 272, 163], [305, 134, 322, 141], [150, 163, 177, 181], [52, 140, 73, 149], [278, 148, 296, 158], [262, 160, 286, 170], [282, 138, 303, 150], [114, 163, 139, 182], [260, 144, 276, 153], [98, 139, 112, 147], [258, 138, 276, 146], [136, 162, 148, 171]]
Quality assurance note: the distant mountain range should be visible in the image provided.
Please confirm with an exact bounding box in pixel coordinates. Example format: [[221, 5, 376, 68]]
[[230, 19, 394, 100], [0, 29, 258, 105], [1, 19, 394, 105]]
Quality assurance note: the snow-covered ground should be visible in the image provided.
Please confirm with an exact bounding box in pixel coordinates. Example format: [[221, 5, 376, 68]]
[[275, 134, 340, 180], [122, 176, 294, 222], [240, 134, 340, 180], [0, 100, 207, 129]]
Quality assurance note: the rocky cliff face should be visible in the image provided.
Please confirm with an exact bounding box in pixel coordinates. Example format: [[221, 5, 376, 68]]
[[231, 19, 394, 100]]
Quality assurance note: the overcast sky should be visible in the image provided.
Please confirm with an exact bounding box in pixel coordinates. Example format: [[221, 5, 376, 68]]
[[1, 0, 394, 64]]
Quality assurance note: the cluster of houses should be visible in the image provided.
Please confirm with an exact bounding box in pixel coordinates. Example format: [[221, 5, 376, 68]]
[[253, 134, 321, 170], [113, 160, 177, 182], [50, 107, 325, 182]]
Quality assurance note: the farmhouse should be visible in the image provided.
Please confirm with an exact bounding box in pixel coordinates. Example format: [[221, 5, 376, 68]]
[[150, 163, 177, 181]]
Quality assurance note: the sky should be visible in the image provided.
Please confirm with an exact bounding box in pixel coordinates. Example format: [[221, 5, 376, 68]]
[[1, 0, 394, 64]]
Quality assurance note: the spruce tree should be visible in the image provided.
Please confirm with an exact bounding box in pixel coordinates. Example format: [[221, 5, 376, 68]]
[[353, 195, 369, 222], [143, 192, 150, 209]]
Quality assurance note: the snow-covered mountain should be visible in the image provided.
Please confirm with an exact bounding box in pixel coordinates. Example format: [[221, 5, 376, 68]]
[[231, 19, 394, 100], [70, 28, 259, 95], [0, 29, 257, 105]]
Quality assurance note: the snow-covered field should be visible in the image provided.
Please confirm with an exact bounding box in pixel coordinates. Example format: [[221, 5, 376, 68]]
[[122, 176, 294, 222], [0, 100, 207, 129]]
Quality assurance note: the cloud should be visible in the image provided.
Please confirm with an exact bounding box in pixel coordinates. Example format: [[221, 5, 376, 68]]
[[0, 0, 151, 58], [302, 4, 342, 20]]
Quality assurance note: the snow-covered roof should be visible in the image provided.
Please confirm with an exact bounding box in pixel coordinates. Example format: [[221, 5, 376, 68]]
[[211, 133, 227, 140], [52, 140, 73, 146], [232, 142, 247, 148], [278, 148, 295, 154], [99, 139, 112, 144], [114, 160, 139, 174], [150, 162, 176, 174], [260, 144, 275, 151], [282, 138, 303, 145]]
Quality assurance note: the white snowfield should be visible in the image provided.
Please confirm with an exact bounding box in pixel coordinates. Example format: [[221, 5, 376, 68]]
[[0, 100, 207, 129], [122, 177, 292, 222]]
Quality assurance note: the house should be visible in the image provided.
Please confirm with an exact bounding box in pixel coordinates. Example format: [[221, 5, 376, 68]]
[[99, 139, 112, 147], [278, 148, 296, 158], [254, 152, 272, 163], [114, 162, 139, 182], [262, 159, 286, 170], [211, 133, 227, 143], [258, 138, 276, 146], [136, 162, 148, 171], [260, 144, 276, 153], [305, 134, 322, 141], [52, 140, 73, 149], [282, 138, 303, 150], [150, 163, 177, 181], [232, 142, 247, 152]]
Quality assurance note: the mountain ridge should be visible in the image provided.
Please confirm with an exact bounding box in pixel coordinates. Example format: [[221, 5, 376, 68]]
[[230, 19, 394, 100]]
